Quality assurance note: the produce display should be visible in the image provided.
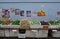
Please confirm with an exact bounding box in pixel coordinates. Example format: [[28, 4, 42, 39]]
[[31, 21, 40, 25], [1, 18, 11, 25], [20, 19, 31, 27], [0, 20, 3, 24], [12, 20, 20, 25], [0, 19, 40, 25], [0, 18, 60, 25], [12, 20, 40, 25], [40, 21, 49, 25], [48, 20, 60, 25], [56, 20, 60, 24]]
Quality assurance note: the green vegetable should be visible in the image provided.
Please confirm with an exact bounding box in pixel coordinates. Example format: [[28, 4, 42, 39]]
[[0, 20, 3, 24], [48, 20, 59, 25], [12, 20, 20, 25], [48, 20, 54, 25], [31, 21, 40, 25], [56, 20, 60, 24]]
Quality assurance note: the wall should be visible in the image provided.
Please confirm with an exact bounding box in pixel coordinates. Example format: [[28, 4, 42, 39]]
[[0, 0, 60, 21], [0, 0, 60, 2]]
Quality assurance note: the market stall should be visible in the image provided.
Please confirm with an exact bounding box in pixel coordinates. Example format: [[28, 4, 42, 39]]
[[0, 0, 60, 39]]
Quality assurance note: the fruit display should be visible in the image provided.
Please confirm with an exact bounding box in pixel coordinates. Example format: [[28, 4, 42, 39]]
[[31, 21, 40, 25], [12, 20, 20, 25], [20, 19, 31, 27]]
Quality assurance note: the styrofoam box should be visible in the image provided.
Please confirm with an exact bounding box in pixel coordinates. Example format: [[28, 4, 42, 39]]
[[1, 25, 20, 28], [39, 30, 48, 33], [53, 34, 60, 37], [5, 30, 10, 37], [26, 30, 48, 38], [38, 33, 48, 38], [49, 25, 59, 28], [18, 34, 26, 38], [0, 24, 2, 27], [53, 31, 60, 34], [31, 30, 39, 37], [9, 30, 18, 37], [9, 25, 20, 28], [58, 25, 60, 28], [30, 25, 42, 28], [1, 25, 10, 28], [52, 31, 60, 37], [38, 30, 48, 38], [26, 30, 36, 37], [0, 30, 5, 37]]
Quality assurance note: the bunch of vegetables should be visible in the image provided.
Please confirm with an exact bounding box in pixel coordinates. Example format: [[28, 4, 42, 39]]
[[0, 20, 3, 24], [12, 20, 20, 25], [48, 20, 60, 25], [56, 20, 60, 24], [1, 18, 11, 25], [31, 20, 40, 25], [20, 19, 31, 27]]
